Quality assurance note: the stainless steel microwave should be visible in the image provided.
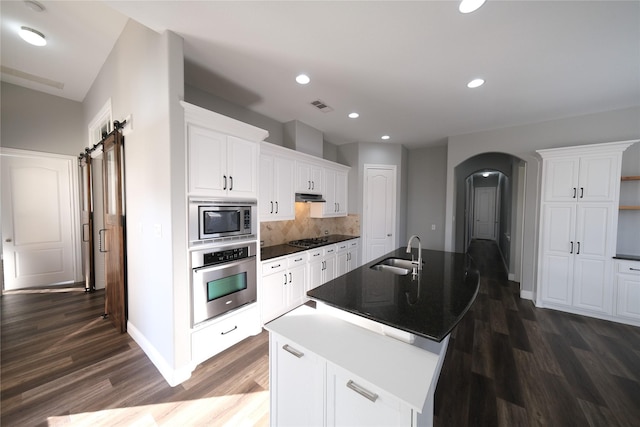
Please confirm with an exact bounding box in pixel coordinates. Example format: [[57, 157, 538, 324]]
[[189, 200, 256, 243]]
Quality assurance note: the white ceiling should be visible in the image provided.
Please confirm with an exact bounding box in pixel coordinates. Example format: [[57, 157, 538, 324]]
[[2, 1, 639, 148]]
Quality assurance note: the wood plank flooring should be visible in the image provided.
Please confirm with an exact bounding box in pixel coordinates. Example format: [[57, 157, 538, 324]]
[[434, 239, 640, 427], [1, 290, 269, 426], [2, 239, 639, 426]]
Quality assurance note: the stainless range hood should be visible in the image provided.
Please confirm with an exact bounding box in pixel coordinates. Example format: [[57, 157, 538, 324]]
[[295, 193, 326, 203]]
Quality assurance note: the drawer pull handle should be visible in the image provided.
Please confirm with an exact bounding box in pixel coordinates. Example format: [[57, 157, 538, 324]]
[[347, 380, 378, 402], [630, 268, 640, 271], [221, 325, 237, 335], [283, 344, 304, 358], [271, 264, 281, 269]]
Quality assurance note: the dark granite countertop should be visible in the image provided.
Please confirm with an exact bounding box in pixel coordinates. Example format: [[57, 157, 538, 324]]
[[261, 234, 359, 261], [614, 254, 640, 262], [307, 247, 480, 342]]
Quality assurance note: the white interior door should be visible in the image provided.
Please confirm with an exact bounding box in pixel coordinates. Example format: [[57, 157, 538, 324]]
[[473, 187, 497, 240], [363, 165, 396, 263], [1, 149, 79, 290]]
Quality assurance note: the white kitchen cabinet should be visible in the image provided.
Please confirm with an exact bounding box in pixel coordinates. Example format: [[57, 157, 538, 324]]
[[308, 245, 336, 292], [542, 151, 621, 203], [311, 167, 348, 218], [614, 260, 640, 324], [259, 147, 295, 221], [536, 140, 634, 322], [336, 239, 359, 277], [327, 362, 412, 427], [266, 305, 448, 427], [262, 254, 307, 324], [183, 102, 266, 199], [270, 334, 325, 427], [191, 303, 260, 366], [296, 160, 323, 194]]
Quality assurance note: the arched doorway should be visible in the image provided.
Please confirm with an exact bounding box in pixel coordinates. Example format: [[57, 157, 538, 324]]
[[455, 152, 526, 283]]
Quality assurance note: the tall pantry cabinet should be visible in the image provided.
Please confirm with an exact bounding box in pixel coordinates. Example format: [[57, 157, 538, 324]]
[[536, 140, 636, 322]]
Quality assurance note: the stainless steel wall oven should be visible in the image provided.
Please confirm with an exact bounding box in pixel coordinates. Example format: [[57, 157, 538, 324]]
[[191, 241, 257, 326]]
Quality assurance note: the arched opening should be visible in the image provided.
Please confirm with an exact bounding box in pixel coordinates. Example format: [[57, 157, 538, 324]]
[[454, 152, 526, 283]]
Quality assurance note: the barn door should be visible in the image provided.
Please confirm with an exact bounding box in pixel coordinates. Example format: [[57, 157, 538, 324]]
[[101, 129, 127, 333], [79, 153, 95, 292]]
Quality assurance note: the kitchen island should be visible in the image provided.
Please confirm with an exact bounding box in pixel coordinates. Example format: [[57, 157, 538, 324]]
[[265, 248, 480, 426]]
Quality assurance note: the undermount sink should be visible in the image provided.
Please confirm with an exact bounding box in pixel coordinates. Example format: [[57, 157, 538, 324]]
[[370, 257, 418, 275]]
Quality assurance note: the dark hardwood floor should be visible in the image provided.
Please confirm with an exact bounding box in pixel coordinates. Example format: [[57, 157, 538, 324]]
[[2, 240, 639, 426], [435, 239, 640, 427]]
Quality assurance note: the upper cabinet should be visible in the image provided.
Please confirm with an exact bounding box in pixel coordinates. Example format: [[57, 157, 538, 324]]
[[296, 161, 323, 194], [542, 155, 621, 202], [260, 144, 295, 221], [182, 101, 268, 199], [311, 166, 349, 218]]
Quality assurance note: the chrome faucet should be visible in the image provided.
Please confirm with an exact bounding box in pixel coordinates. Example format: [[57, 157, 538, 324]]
[[406, 235, 422, 271]]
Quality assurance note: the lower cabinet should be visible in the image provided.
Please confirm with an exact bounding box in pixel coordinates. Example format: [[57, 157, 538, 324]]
[[267, 305, 447, 427], [191, 303, 260, 366], [614, 260, 640, 324], [326, 363, 412, 426], [308, 245, 337, 292], [336, 239, 359, 277], [262, 254, 307, 324], [270, 334, 325, 426]]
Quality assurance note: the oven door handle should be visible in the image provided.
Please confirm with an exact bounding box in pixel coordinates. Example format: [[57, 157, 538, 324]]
[[193, 256, 255, 274]]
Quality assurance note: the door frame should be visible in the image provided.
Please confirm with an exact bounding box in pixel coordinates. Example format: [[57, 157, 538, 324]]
[[362, 164, 397, 264], [0, 147, 82, 291]]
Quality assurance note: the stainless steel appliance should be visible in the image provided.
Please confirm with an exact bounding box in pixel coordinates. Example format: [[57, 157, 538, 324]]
[[189, 199, 256, 244], [288, 237, 329, 249], [191, 241, 257, 326]]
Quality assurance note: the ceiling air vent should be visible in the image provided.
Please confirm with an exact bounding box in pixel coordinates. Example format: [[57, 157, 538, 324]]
[[310, 99, 334, 113]]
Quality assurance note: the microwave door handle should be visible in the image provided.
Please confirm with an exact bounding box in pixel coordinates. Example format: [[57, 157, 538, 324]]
[[193, 256, 255, 274]]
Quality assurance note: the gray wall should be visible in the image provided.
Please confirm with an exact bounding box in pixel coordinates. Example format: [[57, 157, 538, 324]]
[[338, 142, 408, 249], [83, 21, 189, 384], [185, 84, 284, 146], [405, 144, 447, 250], [1, 82, 84, 156], [445, 106, 640, 299]]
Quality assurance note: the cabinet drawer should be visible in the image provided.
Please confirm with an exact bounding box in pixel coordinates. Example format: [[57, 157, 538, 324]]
[[617, 260, 640, 275], [191, 305, 259, 365], [308, 248, 323, 261], [324, 244, 337, 256], [263, 257, 287, 275], [336, 242, 349, 252], [288, 254, 306, 267], [349, 239, 359, 249]]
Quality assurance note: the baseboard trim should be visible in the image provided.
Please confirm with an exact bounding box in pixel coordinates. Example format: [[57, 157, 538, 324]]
[[520, 290, 534, 300], [127, 321, 192, 387]]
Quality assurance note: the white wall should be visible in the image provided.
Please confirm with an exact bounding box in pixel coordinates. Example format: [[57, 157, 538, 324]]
[[445, 106, 640, 298], [406, 145, 447, 250], [1, 82, 84, 156], [83, 20, 189, 385]]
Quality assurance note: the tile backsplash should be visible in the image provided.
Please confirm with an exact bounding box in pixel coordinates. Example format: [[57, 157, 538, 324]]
[[260, 203, 360, 247]]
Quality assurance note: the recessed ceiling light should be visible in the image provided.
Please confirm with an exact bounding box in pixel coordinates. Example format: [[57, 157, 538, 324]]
[[467, 78, 485, 88], [482, 172, 490, 177], [348, 112, 359, 119], [296, 74, 310, 85], [19, 26, 46, 46], [381, 135, 390, 140], [459, 0, 487, 14]]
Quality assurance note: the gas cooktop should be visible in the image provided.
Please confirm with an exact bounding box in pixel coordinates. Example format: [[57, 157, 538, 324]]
[[288, 237, 329, 249]]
